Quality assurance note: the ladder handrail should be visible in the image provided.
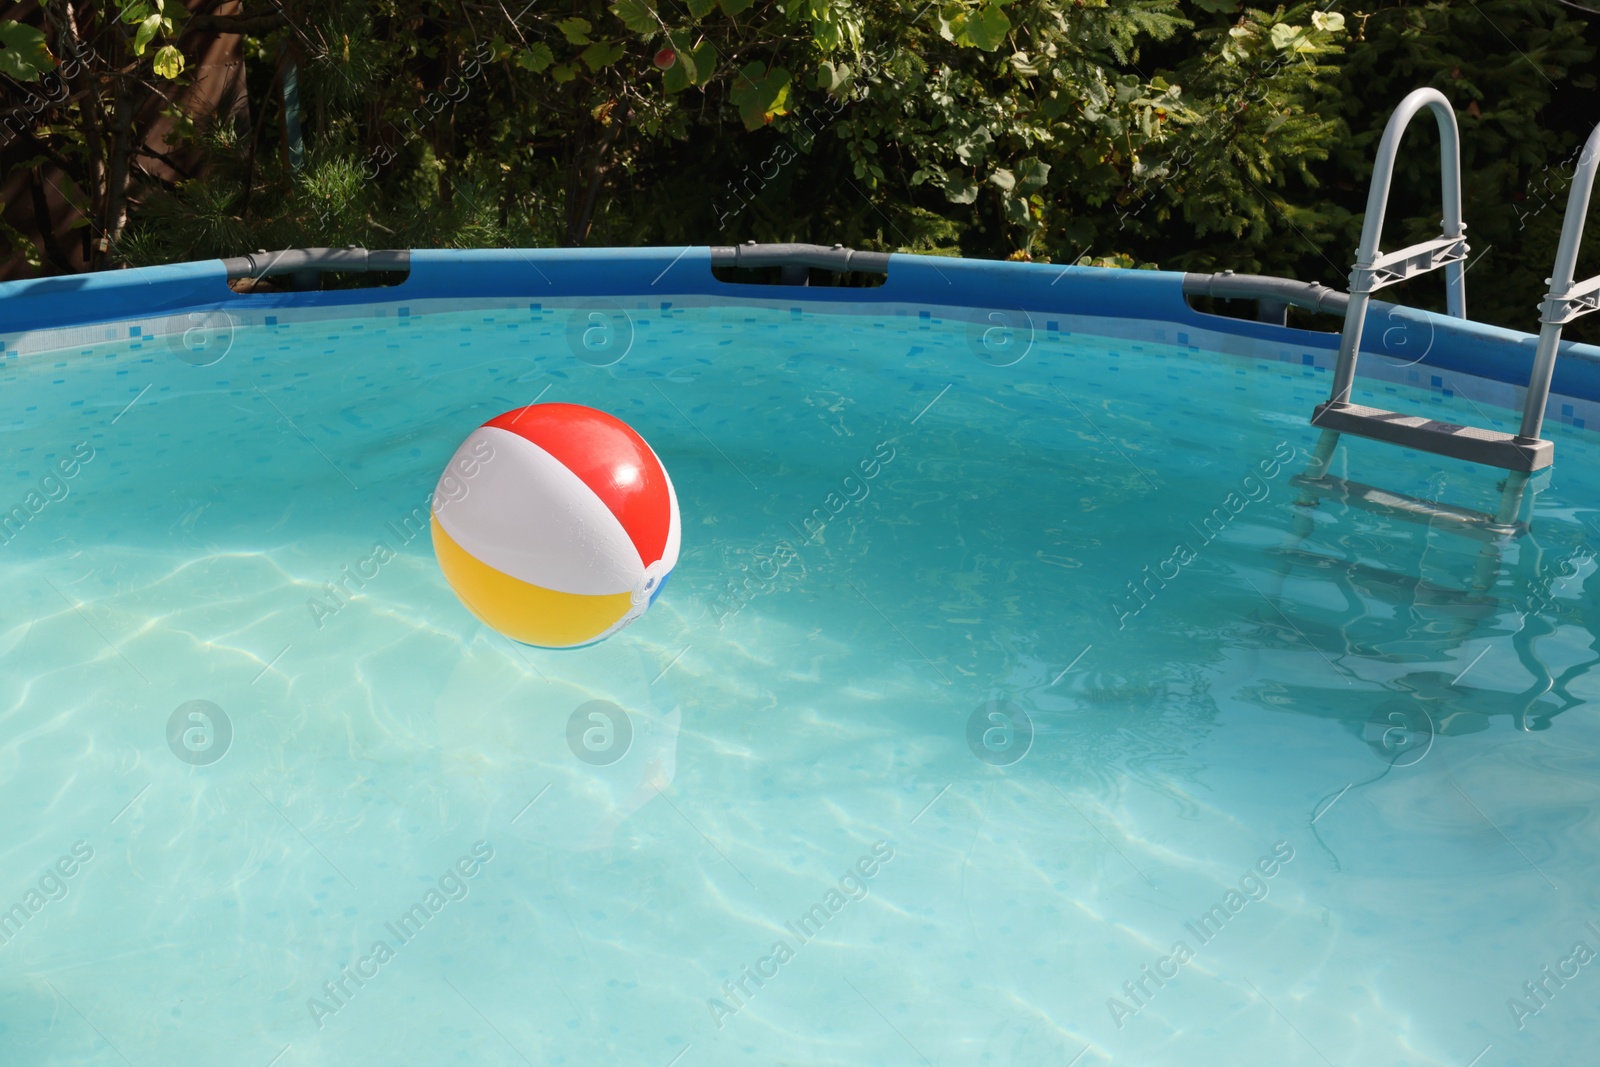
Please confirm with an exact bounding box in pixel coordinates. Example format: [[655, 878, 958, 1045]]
[[1327, 89, 1469, 408], [1518, 120, 1600, 442], [1547, 125, 1600, 301], [1351, 89, 1468, 308]]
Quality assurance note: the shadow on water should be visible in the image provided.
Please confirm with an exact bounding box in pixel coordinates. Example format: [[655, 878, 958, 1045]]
[[1250, 456, 1598, 738], [969, 439, 1600, 831]]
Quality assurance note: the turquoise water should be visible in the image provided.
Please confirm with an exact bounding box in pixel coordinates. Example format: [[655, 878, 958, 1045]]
[[1, 297, 1598, 1067]]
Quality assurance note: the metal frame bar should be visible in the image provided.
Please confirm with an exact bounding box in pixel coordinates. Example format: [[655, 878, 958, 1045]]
[[221, 246, 410, 281], [1519, 120, 1600, 441], [708, 242, 891, 275], [221, 242, 895, 284], [1180, 270, 1350, 319], [1327, 89, 1468, 408]]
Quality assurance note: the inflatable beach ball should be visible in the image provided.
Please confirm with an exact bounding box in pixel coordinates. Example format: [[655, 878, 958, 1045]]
[[430, 403, 680, 649]]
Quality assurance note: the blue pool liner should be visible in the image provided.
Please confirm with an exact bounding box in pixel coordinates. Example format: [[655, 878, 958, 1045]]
[[2, 247, 1597, 403]]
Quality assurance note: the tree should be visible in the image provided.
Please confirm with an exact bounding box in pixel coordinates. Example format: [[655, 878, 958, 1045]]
[[0, 0, 1593, 344], [0, 0, 284, 271]]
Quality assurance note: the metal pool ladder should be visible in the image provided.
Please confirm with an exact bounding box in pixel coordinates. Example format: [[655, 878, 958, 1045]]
[[1522, 119, 1600, 448], [1305, 92, 1600, 534], [1309, 88, 1529, 470]]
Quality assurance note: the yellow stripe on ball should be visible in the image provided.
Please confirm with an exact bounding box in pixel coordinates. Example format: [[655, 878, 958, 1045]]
[[431, 515, 634, 648]]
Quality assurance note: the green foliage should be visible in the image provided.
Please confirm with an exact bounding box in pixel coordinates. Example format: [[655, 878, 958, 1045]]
[[123, 174, 252, 262], [1301, 0, 1598, 337], [610, 0, 659, 37], [730, 63, 791, 130], [941, 2, 1015, 53], [117, 0, 185, 70], [0, 0, 1590, 344], [151, 44, 184, 80], [0, 214, 44, 269], [0, 19, 54, 79]]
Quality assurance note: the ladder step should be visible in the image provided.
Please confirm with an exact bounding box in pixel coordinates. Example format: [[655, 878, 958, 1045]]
[[1269, 544, 1500, 605], [1290, 473, 1520, 540], [1311, 402, 1552, 472]]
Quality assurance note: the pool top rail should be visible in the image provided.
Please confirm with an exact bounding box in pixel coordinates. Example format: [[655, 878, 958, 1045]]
[[3, 243, 1600, 412]]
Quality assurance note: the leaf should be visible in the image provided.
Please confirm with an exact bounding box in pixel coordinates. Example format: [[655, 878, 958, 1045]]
[[689, 41, 717, 84], [729, 61, 790, 130], [1269, 23, 1317, 55], [662, 50, 694, 92], [661, 31, 714, 91], [686, 0, 717, 16], [945, 178, 978, 204], [134, 12, 163, 56], [1016, 156, 1050, 190], [989, 168, 1016, 192], [610, 0, 658, 36], [152, 44, 184, 80], [551, 63, 577, 83], [556, 17, 593, 45], [0, 20, 54, 80], [953, 126, 993, 163], [516, 43, 554, 72], [954, 3, 1009, 52], [580, 40, 625, 71], [719, 0, 755, 14], [116, 1, 154, 24], [1008, 51, 1041, 77]]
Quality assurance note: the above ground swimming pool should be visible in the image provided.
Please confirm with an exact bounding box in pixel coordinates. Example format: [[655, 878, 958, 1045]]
[[2, 246, 1599, 1067]]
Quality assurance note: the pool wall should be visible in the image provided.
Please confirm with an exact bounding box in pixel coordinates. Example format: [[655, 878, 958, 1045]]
[[4, 247, 1599, 407]]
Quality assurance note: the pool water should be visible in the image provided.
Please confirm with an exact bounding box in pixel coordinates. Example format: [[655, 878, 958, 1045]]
[[1, 298, 1598, 1067]]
